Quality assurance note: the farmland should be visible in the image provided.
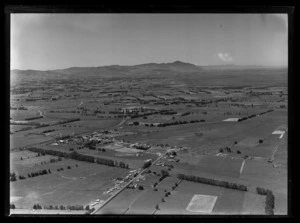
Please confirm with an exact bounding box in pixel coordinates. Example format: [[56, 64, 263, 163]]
[[10, 62, 288, 215]]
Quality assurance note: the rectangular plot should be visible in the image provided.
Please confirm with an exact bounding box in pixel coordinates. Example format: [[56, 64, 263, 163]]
[[186, 194, 218, 213], [196, 156, 243, 178], [97, 189, 146, 215], [157, 177, 181, 190], [241, 192, 265, 215], [126, 189, 165, 214], [212, 189, 245, 214]]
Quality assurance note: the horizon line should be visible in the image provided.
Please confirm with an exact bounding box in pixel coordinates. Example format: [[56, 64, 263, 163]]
[[11, 61, 288, 72]]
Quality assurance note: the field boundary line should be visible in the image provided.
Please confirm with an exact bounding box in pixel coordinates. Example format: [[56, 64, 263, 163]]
[[239, 160, 246, 174]]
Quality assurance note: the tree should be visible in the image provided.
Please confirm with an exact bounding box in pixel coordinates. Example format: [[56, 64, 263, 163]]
[[259, 139, 263, 144], [155, 204, 159, 210], [10, 172, 17, 182], [10, 204, 15, 209], [237, 150, 241, 154], [219, 148, 224, 153], [143, 160, 152, 169], [85, 205, 90, 211], [138, 185, 144, 190], [19, 175, 26, 180], [161, 169, 169, 178]]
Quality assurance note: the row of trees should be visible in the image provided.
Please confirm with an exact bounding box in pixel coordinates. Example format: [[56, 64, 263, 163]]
[[27, 147, 129, 169], [10, 172, 37, 181], [177, 173, 248, 191], [157, 120, 205, 127], [43, 204, 85, 210], [56, 118, 81, 125], [49, 157, 62, 163], [130, 111, 159, 119], [28, 169, 51, 178], [10, 172, 17, 182], [50, 110, 79, 113], [181, 112, 192, 116], [33, 204, 42, 210], [130, 109, 177, 119], [25, 116, 43, 121], [256, 187, 275, 215], [137, 120, 205, 128], [238, 109, 274, 122], [33, 203, 92, 212], [42, 129, 56, 133]]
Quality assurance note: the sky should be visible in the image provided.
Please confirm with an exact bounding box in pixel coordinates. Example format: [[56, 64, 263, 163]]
[[11, 13, 288, 70]]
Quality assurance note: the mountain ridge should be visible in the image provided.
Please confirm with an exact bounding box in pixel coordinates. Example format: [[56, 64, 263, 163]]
[[11, 60, 287, 73]]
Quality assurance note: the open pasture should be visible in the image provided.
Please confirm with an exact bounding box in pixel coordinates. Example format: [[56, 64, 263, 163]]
[[10, 161, 127, 209], [10, 109, 41, 121], [240, 192, 266, 215], [239, 160, 287, 195], [96, 189, 147, 215], [175, 155, 243, 179], [10, 132, 54, 151], [10, 154, 67, 176], [156, 177, 181, 190], [211, 188, 245, 214], [125, 189, 165, 214]]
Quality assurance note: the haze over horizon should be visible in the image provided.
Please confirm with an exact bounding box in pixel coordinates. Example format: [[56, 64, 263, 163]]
[[11, 14, 288, 70]]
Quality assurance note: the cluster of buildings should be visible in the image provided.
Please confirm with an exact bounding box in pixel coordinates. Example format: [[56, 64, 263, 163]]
[[130, 143, 151, 150], [120, 106, 155, 114]]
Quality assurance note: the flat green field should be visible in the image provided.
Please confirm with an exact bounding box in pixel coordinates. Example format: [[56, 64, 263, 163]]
[[125, 189, 166, 214], [10, 161, 128, 209], [174, 155, 243, 178], [96, 189, 147, 215], [239, 160, 287, 195], [240, 192, 265, 215]]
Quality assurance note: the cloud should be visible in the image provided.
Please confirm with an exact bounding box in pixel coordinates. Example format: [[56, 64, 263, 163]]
[[218, 53, 233, 62]]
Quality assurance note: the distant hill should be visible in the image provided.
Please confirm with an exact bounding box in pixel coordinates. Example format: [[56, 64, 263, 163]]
[[11, 61, 287, 85], [11, 61, 204, 82]]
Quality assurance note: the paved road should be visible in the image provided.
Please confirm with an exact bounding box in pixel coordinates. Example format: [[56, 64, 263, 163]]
[[91, 148, 171, 215]]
